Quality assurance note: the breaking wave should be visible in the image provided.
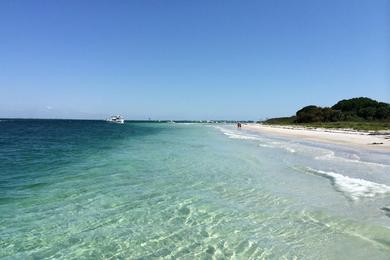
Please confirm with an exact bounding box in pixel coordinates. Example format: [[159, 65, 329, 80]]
[[223, 132, 261, 140], [315, 151, 390, 168], [216, 127, 298, 154], [305, 167, 390, 200]]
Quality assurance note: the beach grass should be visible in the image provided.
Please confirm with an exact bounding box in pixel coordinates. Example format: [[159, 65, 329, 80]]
[[300, 121, 390, 131], [261, 118, 390, 131]]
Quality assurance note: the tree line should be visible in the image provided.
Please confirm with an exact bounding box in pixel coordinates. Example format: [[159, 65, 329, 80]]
[[295, 97, 390, 123]]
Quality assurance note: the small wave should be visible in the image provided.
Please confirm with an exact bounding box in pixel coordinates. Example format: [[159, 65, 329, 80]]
[[349, 154, 361, 160], [284, 147, 296, 153], [258, 143, 274, 148], [270, 142, 296, 153], [223, 132, 260, 140], [222, 129, 297, 153], [214, 126, 262, 141], [315, 151, 336, 160], [315, 151, 389, 168], [305, 167, 390, 200]]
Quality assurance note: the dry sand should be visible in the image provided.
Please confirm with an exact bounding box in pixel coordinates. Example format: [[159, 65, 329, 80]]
[[243, 124, 390, 152]]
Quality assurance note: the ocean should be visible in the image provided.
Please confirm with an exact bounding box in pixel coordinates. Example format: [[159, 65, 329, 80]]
[[1, 120, 390, 259]]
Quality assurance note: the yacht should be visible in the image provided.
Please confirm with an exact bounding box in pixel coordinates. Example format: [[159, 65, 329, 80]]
[[106, 115, 124, 124]]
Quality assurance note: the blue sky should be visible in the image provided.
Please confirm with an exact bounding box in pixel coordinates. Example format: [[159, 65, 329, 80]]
[[0, 0, 389, 120]]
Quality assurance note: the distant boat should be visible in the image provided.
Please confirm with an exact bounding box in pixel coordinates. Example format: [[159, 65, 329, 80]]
[[106, 115, 124, 124]]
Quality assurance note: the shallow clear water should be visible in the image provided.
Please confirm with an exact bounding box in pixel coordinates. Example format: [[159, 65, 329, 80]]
[[1, 120, 390, 259]]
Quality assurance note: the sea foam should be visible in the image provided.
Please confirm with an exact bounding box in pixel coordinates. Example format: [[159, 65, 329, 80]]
[[223, 132, 260, 140], [306, 167, 390, 200], [214, 126, 262, 141], [216, 127, 297, 151]]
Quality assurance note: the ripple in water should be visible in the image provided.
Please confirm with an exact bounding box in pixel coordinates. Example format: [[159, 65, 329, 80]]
[[1, 121, 390, 259]]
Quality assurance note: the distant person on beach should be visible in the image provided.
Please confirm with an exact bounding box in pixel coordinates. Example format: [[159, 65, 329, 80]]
[[237, 122, 241, 128]]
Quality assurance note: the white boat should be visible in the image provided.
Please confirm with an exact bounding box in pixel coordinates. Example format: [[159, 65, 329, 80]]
[[106, 115, 124, 124]]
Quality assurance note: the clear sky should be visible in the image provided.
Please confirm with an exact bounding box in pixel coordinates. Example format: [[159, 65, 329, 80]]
[[0, 0, 389, 120]]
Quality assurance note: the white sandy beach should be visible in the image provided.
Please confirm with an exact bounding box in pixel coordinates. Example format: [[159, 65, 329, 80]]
[[243, 124, 390, 151]]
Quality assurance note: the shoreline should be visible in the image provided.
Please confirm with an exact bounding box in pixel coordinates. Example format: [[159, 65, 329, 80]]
[[242, 124, 390, 152]]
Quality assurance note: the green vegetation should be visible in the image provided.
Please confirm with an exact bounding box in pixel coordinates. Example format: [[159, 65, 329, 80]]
[[262, 97, 390, 131], [262, 116, 296, 125], [298, 121, 390, 131]]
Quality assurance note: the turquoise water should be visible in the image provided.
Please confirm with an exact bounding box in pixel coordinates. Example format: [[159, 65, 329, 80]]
[[1, 120, 390, 259]]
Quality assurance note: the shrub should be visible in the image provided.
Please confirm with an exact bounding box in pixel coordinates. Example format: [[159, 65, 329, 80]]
[[296, 106, 324, 123]]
